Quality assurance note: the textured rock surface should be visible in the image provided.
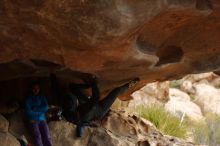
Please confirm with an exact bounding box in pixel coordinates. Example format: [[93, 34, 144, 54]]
[[8, 111, 34, 145], [0, 114, 9, 133], [0, 0, 220, 100], [49, 110, 196, 146], [0, 132, 20, 146]]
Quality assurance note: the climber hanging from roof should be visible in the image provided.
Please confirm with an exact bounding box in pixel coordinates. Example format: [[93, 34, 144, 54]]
[[50, 73, 140, 137]]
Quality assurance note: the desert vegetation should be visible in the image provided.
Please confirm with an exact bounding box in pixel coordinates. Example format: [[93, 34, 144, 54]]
[[135, 105, 189, 139], [127, 73, 220, 146]]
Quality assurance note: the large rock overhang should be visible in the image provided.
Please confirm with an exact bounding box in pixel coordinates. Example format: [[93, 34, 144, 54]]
[[0, 0, 220, 99]]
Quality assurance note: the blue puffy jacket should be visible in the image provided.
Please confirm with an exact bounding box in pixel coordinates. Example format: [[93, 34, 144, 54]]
[[24, 95, 49, 121]]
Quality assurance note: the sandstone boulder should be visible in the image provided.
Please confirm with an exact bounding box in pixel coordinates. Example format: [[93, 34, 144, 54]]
[[112, 82, 169, 109], [123, 82, 169, 108], [194, 84, 220, 115], [0, 132, 20, 146], [180, 80, 195, 94], [183, 73, 218, 84], [139, 82, 169, 102], [169, 88, 191, 101], [87, 128, 134, 146], [49, 117, 140, 146], [165, 96, 203, 120], [128, 90, 162, 108], [49, 121, 91, 146], [0, 114, 9, 133], [164, 88, 203, 120], [8, 111, 34, 145], [49, 111, 196, 146]]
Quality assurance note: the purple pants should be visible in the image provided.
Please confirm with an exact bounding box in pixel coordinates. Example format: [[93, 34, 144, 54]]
[[29, 121, 53, 146]]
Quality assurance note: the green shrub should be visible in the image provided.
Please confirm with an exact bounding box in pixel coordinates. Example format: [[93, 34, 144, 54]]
[[135, 105, 188, 139]]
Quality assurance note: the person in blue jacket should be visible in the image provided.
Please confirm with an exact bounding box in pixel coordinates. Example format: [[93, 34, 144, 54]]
[[24, 81, 53, 146]]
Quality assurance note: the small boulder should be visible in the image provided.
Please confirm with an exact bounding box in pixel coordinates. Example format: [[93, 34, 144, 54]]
[[169, 88, 191, 101], [194, 84, 220, 115], [9, 110, 34, 145], [124, 81, 169, 109], [49, 121, 91, 146], [0, 114, 9, 133], [165, 96, 203, 120], [129, 90, 162, 108], [140, 81, 169, 102], [184, 73, 216, 83], [49, 120, 133, 146], [180, 80, 195, 94]]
